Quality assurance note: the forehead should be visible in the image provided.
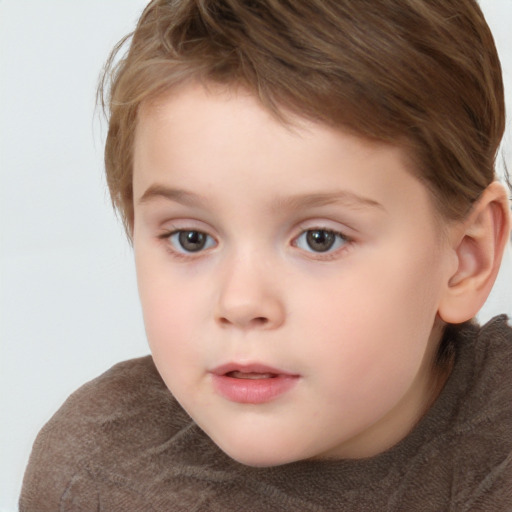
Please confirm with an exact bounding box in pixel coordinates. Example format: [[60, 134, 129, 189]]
[[132, 83, 440, 228], [137, 82, 300, 151], [136, 82, 403, 173]]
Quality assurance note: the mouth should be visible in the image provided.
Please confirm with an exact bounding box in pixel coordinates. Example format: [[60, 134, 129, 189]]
[[225, 371, 278, 380], [210, 363, 300, 404], [212, 363, 295, 377]]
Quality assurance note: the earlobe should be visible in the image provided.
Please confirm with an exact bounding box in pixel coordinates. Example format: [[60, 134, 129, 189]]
[[438, 181, 511, 324]]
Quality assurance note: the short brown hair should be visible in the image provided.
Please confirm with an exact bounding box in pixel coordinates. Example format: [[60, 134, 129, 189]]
[[99, 0, 506, 236]]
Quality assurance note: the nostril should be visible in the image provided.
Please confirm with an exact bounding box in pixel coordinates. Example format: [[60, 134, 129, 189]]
[[218, 315, 269, 327]]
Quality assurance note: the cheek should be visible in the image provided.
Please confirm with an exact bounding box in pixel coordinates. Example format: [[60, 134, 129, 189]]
[[138, 278, 207, 404], [135, 250, 202, 361], [298, 246, 444, 394]]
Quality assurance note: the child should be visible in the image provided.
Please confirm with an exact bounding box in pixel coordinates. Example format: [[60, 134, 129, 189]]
[[20, 0, 512, 510]]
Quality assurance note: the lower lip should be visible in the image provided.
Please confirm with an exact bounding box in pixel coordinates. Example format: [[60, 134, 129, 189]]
[[211, 374, 299, 404]]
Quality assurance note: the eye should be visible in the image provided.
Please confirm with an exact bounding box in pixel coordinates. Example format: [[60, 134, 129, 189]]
[[167, 230, 216, 253], [294, 229, 348, 253]]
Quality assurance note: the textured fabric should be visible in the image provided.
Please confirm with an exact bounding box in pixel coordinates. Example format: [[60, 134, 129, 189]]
[[20, 316, 512, 511]]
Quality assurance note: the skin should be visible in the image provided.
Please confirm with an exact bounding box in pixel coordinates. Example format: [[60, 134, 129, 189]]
[[132, 83, 459, 467]]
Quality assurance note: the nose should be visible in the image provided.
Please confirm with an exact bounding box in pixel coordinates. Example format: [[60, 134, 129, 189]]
[[215, 255, 285, 330]]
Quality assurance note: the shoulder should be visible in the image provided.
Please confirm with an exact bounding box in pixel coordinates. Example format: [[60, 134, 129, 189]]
[[19, 356, 191, 511], [356, 316, 512, 510], [56, 356, 174, 419], [462, 315, 512, 406], [38, 355, 188, 440], [449, 315, 512, 509], [472, 314, 512, 355]]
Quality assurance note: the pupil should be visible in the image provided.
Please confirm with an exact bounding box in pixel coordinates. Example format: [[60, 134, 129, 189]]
[[306, 230, 335, 252], [179, 231, 206, 252]]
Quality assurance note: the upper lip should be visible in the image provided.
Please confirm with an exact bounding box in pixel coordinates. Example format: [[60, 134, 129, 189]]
[[211, 363, 298, 377]]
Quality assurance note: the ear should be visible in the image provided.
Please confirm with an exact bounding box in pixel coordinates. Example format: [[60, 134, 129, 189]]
[[438, 181, 511, 324]]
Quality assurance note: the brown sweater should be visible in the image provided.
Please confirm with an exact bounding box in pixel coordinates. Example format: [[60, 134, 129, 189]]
[[20, 316, 512, 511]]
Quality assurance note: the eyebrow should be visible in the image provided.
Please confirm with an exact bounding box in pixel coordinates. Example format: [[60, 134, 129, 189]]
[[138, 185, 207, 207], [270, 191, 385, 213], [138, 184, 385, 213]]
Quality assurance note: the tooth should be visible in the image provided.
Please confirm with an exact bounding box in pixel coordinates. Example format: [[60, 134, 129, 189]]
[[230, 371, 275, 379]]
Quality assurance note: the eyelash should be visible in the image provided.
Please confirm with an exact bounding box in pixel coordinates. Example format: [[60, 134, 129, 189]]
[[292, 228, 352, 260], [157, 229, 217, 260], [157, 227, 353, 261]]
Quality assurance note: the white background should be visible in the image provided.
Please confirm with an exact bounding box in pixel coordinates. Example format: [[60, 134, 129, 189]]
[[1, 1, 511, 510]]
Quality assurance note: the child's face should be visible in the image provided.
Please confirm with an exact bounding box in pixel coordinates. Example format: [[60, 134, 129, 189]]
[[132, 83, 457, 466]]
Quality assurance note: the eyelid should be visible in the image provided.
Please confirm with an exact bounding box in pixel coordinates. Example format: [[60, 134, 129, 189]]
[[291, 223, 354, 260], [157, 223, 218, 260], [169, 230, 216, 254], [154, 219, 355, 261]]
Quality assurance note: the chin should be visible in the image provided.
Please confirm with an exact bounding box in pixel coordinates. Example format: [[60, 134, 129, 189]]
[[216, 439, 305, 468], [227, 451, 294, 468], [198, 415, 314, 467]]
